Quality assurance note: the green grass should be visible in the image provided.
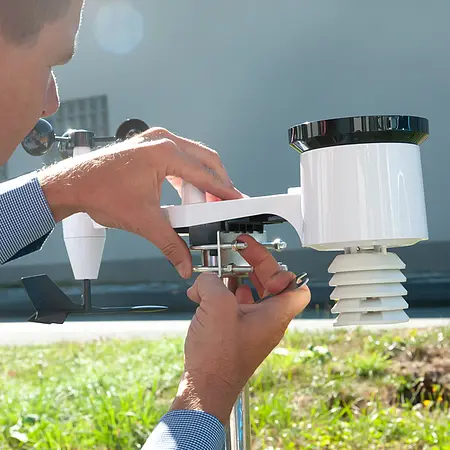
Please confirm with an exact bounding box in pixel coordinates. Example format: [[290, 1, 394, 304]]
[[1, 327, 450, 449]]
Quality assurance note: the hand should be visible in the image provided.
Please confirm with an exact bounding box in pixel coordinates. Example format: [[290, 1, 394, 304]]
[[38, 127, 243, 278], [170, 235, 311, 424]]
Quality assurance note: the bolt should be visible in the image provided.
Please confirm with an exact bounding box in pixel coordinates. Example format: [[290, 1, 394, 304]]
[[269, 238, 287, 251]]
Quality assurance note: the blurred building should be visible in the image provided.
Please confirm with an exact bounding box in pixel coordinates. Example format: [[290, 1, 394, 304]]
[[2, 0, 450, 288]]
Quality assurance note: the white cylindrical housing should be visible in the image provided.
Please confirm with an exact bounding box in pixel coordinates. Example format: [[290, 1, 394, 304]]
[[289, 115, 429, 326], [62, 144, 106, 280], [63, 213, 106, 280], [73, 146, 91, 157], [300, 142, 428, 251]]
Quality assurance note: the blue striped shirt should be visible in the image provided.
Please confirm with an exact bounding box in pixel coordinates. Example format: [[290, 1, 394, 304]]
[[143, 410, 225, 449], [0, 173, 226, 449], [0, 173, 55, 263]]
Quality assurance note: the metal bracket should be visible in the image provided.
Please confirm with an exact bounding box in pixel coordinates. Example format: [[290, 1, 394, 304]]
[[190, 234, 288, 276]]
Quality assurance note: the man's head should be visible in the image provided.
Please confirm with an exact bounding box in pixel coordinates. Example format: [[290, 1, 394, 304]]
[[0, 0, 84, 164]]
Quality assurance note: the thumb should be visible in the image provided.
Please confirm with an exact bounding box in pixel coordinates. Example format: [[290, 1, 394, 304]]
[[187, 273, 236, 309], [251, 286, 311, 330], [143, 207, 192, 279]]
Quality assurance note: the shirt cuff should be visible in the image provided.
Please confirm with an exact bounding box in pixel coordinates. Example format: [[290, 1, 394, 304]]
[[142, 410, 225, 450], [0, 174, 56, 264]]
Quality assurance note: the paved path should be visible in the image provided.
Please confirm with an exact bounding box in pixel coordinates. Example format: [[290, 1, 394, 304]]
[[0, 318, 449, 346]]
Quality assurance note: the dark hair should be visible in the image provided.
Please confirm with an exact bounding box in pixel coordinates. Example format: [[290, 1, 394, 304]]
[[0, 0, 71, 45]]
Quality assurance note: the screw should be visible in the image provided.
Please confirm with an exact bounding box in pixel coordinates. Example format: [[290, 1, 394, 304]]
[[263, 238, 287, 252]]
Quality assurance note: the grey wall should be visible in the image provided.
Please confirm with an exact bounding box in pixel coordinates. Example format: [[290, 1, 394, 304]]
[[4, 0, 450, 275]]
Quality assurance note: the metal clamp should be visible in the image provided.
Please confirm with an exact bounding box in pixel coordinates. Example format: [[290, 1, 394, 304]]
[[191, 233, 288, 277], [190, 238, 287, 253], [193, 264, 253, 276]]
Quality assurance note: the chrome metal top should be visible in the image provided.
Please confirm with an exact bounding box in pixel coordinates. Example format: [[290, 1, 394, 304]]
[[71, 130, 95, 148], [288, 115, 429, 153], [22, 117, 149, 158]]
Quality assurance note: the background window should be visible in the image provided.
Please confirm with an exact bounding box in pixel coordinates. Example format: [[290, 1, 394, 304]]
[[47, 95, 109, 136], [44, 95, 110, 164]]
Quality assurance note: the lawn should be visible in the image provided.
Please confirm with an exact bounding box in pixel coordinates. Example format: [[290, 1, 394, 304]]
[[0, 326, 449, 449]]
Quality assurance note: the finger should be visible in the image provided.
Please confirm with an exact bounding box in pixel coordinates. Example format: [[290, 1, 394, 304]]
[[249, 272, 265, 298], [237, 234, 285, 286], [159, 144, 242, 201], [174, 138, 231, 187], [248, 285, 311, 329], [235, 284, 255, 305], [262, 286, 311, 320], [187, 273, 236, 309], [239, 282, 310, 311], [166, 179, 238, 203], [252, 268, 296, 299], [261, 271, 297, 297], [237, 235, 296, 297], [142, 207, 192, 279], [143, 127, 233, 187], [205, 193, 223, 203]]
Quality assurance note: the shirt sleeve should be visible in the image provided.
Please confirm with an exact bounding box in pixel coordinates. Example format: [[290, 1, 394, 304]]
[[0, 173, 56, 264], [142, 410, 226, 450]]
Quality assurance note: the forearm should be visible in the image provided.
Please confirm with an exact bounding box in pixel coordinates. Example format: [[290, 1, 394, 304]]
[[142, 372, 236, 449], [170, 372, 238, 425], [0, 173, 56, 264]]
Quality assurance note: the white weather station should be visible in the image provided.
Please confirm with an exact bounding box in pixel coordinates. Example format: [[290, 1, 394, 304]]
[[21, 114, 430, 450]]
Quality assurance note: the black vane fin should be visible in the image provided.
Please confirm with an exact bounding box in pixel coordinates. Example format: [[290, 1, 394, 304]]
[[22, 274, 83, 324]]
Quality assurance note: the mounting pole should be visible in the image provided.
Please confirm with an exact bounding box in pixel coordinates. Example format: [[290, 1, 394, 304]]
[[83, 279, 92, 312], [223, 274, 251, 450], [198, 230, 265, 450]]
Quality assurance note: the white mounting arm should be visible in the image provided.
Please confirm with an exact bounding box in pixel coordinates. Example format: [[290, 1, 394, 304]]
[[164, 187, 303, 239]]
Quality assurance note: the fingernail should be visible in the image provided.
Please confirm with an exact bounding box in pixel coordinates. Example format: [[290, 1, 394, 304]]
[[234, 189, 249, 198], [236, 189, 248, 198], [175, 261, 192, 279], [229, 184, 246, 198]]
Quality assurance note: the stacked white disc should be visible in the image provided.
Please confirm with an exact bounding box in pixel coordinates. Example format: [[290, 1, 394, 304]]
[[328, 251, 410, 327]]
